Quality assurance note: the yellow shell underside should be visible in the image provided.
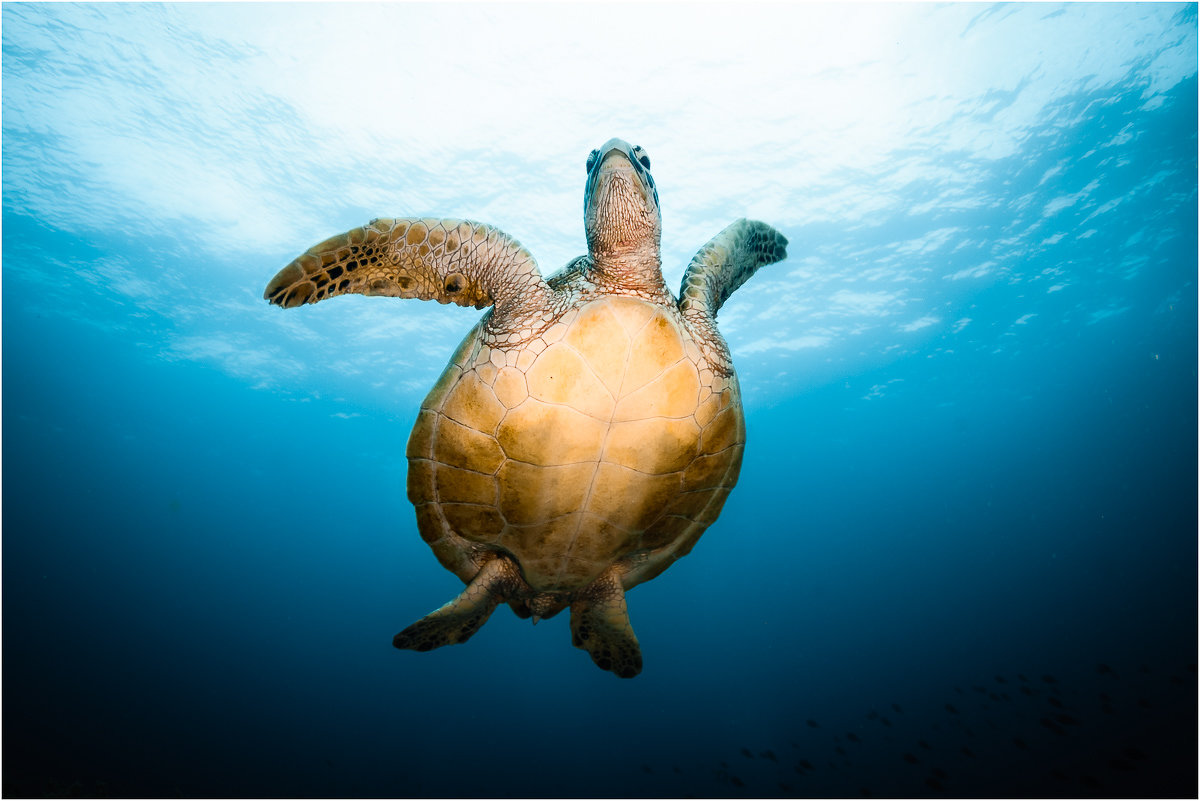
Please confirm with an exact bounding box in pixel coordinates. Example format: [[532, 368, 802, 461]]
[[406, 295, 745, 592]]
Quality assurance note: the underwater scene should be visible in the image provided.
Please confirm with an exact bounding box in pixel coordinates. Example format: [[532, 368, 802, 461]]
[[3, 3, 1196, 798]]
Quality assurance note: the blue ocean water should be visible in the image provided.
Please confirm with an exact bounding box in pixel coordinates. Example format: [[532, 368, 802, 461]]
[[3, 3, 1196, 798]]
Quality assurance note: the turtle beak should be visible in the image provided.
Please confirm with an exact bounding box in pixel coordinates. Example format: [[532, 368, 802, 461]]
[[585, 138, 658, 212], [594, 140, 647, 188]]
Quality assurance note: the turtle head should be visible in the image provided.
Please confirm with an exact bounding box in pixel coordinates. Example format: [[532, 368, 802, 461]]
[[584, 138, 661, 262]]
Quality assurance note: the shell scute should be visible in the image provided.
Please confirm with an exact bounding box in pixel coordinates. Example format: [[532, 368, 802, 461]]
[[525, 343, 614, 420], [407, 458, 436, 504], [700, 404, 744, 456], [496, 398, 607, 465], [613, 359, 700, 422], [603, 417, 700, 475], [586, 463, 682, 533], [435, 464, 497, 506], [497, 461, 594, 526], [432, 416, 505, 474], [413, 503, 446, 545], [682, 449, 740, 493], [568, 514, 633, 564], [641, 514, 696, 551], [564, 302, 629, 393], [622, 313, 686, 392], [492, 366, 529, 409], [406, 410, 438, 459], [441, 503, 504, 542], [441, 370, 505, 434]]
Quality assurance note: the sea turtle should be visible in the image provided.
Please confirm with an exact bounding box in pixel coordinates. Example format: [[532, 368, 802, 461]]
[[264, 138, 787, 677]]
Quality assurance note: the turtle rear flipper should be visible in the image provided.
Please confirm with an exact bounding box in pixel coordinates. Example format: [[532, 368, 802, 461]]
[[393, 556, 520, 652], [570, 570, 643, 678]]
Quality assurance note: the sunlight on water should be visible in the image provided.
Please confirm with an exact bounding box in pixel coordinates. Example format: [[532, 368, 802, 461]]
[[4, 3, 1195, 411]]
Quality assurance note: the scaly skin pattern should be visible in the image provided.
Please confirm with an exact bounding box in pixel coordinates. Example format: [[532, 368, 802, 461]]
[[263, 217, 560, 344], [679, 218, 790, 375], [265, 138, 787, 676]]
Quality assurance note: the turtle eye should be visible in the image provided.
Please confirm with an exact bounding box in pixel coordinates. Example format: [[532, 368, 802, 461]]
[[586, 149, 599, 172], [633, 146, 651, 170]]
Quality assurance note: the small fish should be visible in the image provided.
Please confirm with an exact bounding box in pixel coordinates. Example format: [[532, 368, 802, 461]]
[[640, 764, 653, 775], [1123, 746, 1148, 761], [835, 746, 847, 756], [797, 759, 815, 772], [1047, 696, 1064, 709], [994, 675, 1007, 684], [1097, 662, 1118, 677], [1055, 713, 1079, 726], [673, 765, 681, 774], [925, 777, 944, 792], [1138, 698, 1153, 709], [760, 750, 778, 763], [961, 747, 975, 758], [866, 710, 879, 720], [1012, 737, 1030, 750], [1107, 757, 1135, 772], [1017, 673, 1030, 683], [1040, 717, 1066, 736], [972, 685, 988, 695], [892, 703, 904, 714], [944, 704, 959, 714], [1041, 674, 1057, 684], [806, 719, 820, 728], [1080, 775, 1101, 789], [918, 740, 933, 751], [730, 776, 745, 788], [880, 717, 892, 727], [902, 753, 919, 764], [931, 767, 948, 780], [846, 732, 860, 744], [740, 747, 753, 759]]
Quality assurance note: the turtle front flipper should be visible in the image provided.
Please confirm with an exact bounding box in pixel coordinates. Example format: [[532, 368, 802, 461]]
[[678, 218, 788, 370], [570, 570, 643, 678], [393, 555, 521, 652], [264, 218, 549, 315], [679, 218, 788, 318]]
